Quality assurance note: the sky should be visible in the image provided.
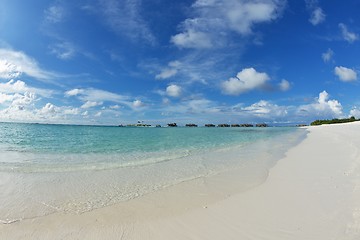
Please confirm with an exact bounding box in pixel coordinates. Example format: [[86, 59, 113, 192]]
[[0, 0, 359, 126]]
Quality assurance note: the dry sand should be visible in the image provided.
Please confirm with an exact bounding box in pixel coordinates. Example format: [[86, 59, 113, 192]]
[[1, 122, 360, 239]]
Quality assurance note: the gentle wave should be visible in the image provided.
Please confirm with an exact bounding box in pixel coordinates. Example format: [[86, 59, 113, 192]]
[[0, 123, 307, 224]]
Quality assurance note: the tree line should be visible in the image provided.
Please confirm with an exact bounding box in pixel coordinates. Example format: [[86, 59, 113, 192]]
[[310, 116, 358, 126]]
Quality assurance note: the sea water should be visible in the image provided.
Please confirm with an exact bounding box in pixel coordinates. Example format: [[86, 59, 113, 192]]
[[0, 122, 306, 223]]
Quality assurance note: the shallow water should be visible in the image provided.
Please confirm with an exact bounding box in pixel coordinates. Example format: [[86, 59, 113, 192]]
[[0, 123, 306, 223]]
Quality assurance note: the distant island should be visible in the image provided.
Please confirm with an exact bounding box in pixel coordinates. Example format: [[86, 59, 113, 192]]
[[310, 116, 359, 126]]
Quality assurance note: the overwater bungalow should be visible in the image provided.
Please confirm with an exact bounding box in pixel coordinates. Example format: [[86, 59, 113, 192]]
[[185, 124, 198, 127], [218, 124, 230, 127], [205, 124, 216, 127]]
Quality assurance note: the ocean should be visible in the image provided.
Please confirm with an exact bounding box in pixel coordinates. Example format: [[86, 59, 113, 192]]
[[0, 122, 306, 223]]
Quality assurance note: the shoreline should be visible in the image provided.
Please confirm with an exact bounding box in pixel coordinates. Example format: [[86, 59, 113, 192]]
[[1, 122, 360, 239]]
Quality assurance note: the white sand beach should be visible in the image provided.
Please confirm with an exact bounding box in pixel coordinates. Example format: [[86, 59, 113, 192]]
[[1, 122, 360, 239]]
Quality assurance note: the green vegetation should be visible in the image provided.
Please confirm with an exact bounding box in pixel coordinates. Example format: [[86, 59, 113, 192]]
[[310, 116, 358, 126]]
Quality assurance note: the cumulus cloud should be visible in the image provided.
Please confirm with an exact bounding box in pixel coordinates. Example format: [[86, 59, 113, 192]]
[[0, 79, 53, 97], [0, 92, 39, 115], [221, 68, 270, 95], [334, 66, 357, 82], [132, 99, 144, 108], [350, 107, 360, 119], [0, 60, 22, 79], [0, 79, 73, 123], [279, 79, 290, 91], [40, 103, 57, 115], [0, 93, 15, 104], [339, 23, 359, 43], [0, 97, 90, 124], [322, 48, 334, 63], [166, 84, 182, 97], [171, 0, 285, 48], [298, 91, 343, 118], [0, 48, 57, 81]]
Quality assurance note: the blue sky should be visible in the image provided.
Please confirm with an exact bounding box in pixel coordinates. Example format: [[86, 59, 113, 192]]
[[0, 0, 359, 125]]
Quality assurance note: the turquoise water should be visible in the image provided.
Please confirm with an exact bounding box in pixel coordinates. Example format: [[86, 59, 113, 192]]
[[0, 122, 299, 172], [0, 122, 306, 223]]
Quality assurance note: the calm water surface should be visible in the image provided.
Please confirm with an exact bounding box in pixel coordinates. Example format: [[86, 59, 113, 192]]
[[0, 122, 306, 223]]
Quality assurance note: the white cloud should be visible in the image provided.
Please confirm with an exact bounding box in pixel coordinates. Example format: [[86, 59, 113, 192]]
[[185, 98, 219, 114], [0, 93, 14, 104], [297, 91, 343, 118], [350, 107, 360, 119], [81, 101, 103, 109], [309, 7, 325, 25], [147, 55, 224, 84], [38, 104, 80, 118], [0, 60, 22, 79], [132, 99, 144, 108], [65, 88, 129, 103], [0, 79, 54, 97], [158, 97, 291, 124], [322, 48, 334, 63], [109, 104, 121, 109], [334, 66, 357, 82], [97, 0, 155, 44], [63, 108, 80, 115], [6, 92, 39, 111], [0, 97, 93, 124], [156, 68, 178, 80], [40, 103, 57, 115], [49, 41, 76, 60], [65, 87, 146, 112], [155, 61, 182, 80], [166, 84, 182, 97], [171, 30, 213, 49], [241, 100, 288, 118], [339, 23, 359, 43], [279, 79, 290, 91], [44, 4, 66, 23], [160, 97, 220, 117], [95, 111, 102, 117], [171, 0, 285, 48], [221, 68, 270, 95], [306, 0, 325, 26], [65, 88, 84, 96], [0, 48, 57, 81]]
